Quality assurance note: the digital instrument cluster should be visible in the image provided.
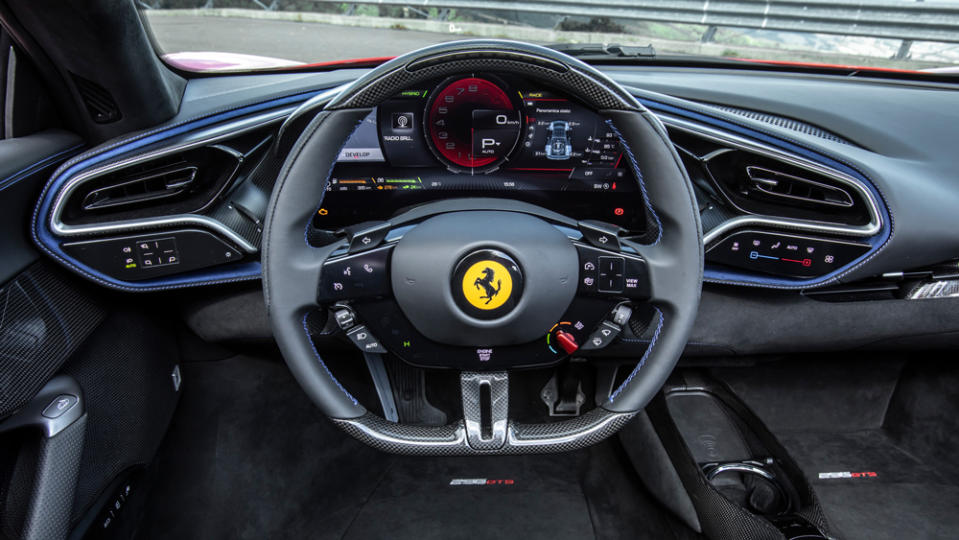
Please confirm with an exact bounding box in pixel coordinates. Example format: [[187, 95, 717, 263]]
[[315, 74, 645, 231]]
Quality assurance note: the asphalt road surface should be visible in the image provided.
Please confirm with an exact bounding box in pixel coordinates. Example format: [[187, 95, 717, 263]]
[[147, 15, 463, 63], [145, 12, 958, 70]]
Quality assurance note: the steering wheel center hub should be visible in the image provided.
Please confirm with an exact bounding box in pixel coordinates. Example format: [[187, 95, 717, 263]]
[[390, 210, 578, 347], [452, 249, 524, 319]]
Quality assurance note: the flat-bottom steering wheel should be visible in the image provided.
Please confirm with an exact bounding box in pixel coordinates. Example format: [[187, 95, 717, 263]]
[[263, 40, 703, 455]]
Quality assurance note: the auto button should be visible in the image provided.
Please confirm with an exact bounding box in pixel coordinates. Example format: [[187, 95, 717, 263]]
[[347, 325, 387, 354]]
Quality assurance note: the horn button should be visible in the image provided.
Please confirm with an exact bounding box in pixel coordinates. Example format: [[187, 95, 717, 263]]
[[391, 211, 578, 347]]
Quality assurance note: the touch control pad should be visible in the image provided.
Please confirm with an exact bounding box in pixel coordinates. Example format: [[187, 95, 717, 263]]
[[576, 244, 649, 298], [707, 230, 871, 279], [135, 237, 179, 268], [61, 229, 243, 281]]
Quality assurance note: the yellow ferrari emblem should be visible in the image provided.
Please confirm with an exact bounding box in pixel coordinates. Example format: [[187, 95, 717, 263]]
[[461, 260, 513, 310]]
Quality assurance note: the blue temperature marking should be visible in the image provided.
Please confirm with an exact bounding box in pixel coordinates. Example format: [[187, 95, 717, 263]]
[[750, 251, 779, 261]]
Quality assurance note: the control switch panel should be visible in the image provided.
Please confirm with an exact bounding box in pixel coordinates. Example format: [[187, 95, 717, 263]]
[[62, 229, 243, 281], [707, 230, 871, 279]]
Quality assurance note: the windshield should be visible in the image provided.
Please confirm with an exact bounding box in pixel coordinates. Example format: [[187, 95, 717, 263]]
[[141, 2, 959, 74]]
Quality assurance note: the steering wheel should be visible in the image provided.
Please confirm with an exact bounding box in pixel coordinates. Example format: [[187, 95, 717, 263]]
[[262, 40, 702, 455]]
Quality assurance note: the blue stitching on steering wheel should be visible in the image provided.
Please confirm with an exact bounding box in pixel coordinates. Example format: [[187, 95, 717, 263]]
[[305, 117, 365, 247], [609, 306, 664, 403], [606, 118, 662, 246], [302, 313, 359, 406]]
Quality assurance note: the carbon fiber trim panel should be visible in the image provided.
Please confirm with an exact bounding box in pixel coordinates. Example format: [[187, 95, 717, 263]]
[[0, 264, 105, 419], [8, 414, 86, 540], [204, 145, 288, 248], [461, 372, 508, 450], [700, 203, 740, 236], [328, 43, 639, 112], [332, 415, 467, 455], [708, 104, 854, 146], [509, 408, 635, 447], [206, 202, 261, 247], [333, 408, 634, 456]]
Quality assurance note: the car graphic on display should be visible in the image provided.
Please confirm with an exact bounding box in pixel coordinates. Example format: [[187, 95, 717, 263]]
[[545, 120, 572, 160]]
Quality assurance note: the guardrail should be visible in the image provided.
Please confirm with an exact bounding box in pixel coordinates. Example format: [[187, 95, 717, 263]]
[[152, 0, 959, 59]]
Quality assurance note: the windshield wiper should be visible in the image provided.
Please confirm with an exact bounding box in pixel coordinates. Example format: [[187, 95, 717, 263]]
[[547, 43, 656, 59]]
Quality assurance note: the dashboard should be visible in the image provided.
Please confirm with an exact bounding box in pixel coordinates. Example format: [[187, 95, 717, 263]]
[[17, 57, 959, 360], [316, 74, 645, 232], [36, 61, 959, 307], [29, 69, 897, 291]]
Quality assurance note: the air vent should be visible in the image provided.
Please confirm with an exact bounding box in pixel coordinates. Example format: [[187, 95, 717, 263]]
[[666, 126, 873, 227], [81, 162, 198, 211], [71, 73, 121, 124], [61, 145, 242, 226], [745, 166, 854, 209]]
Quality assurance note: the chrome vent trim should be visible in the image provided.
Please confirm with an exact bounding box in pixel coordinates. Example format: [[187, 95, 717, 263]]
[[49, 107, 297, 253], [744, 165, 855, 209], [80, 163, 199, 211], [658, 114, 883, 245]]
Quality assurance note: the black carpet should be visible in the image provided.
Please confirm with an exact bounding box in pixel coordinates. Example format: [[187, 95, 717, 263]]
[[135, 355, 390, 540], [136, 355, 692, 540], [341, 455, 593, 540], [779, 430, 959, 540], [714, 358, 959, 540]]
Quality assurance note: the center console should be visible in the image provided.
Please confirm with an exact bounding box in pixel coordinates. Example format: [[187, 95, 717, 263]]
[[621, 372, 833, 540]]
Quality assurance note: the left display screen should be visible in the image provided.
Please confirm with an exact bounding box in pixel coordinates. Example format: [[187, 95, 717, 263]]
[[316, 74, 645, 232]]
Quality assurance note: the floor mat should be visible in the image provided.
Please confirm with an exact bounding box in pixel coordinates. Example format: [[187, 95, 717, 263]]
[[778, 430, 959, 540], [136, 356, 391, 540], [341, 455, 593, 540], [137, 355, 692, 540], [714, 361, 959, 540]]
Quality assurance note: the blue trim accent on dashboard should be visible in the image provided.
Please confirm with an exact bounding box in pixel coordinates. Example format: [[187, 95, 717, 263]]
[[33, 90, 324, 292], [33, 85, 891, 292], [0, 144, 84, 193], [637, 97, 893, 289]]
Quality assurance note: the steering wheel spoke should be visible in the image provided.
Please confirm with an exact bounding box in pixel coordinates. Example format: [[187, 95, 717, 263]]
[[627, 240, 685, 312], [461, 372, 509, 450]]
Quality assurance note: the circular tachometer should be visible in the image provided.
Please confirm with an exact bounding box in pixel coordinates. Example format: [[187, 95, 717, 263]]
[[425, 77, 521, 173]]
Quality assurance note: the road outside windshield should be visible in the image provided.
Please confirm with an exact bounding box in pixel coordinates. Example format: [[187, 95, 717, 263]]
[[141, 1, 959, 73]]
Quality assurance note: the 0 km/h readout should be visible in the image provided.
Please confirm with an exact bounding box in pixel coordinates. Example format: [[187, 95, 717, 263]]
[[425, 77, 522, 173]]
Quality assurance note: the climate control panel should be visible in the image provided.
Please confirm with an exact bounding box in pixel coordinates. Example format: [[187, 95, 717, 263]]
[[707, 230, 871, 279]]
